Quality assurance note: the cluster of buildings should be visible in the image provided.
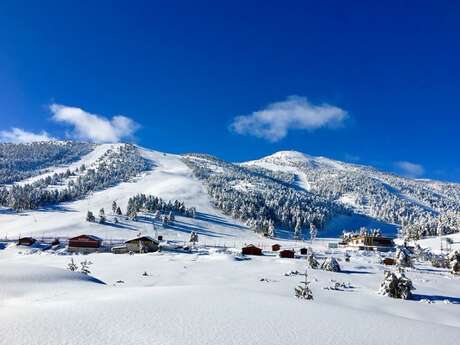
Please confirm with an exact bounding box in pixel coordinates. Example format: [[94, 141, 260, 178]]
[[241, 243, 308, 258], [17, 234, 160, 254]]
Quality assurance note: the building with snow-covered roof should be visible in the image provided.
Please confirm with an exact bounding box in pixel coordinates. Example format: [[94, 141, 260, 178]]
[[125, 236, 159, 253]]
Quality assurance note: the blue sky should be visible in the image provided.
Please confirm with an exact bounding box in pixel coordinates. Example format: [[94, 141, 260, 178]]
[[0, 1, 459, 181]]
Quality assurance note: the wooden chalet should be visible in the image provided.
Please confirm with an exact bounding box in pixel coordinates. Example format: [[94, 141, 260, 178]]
[[18, 237, 36, 246], [124, 236, 159, 253], [279, 249, 295, 259], [241, 244, 263, 256], [68, 235, 103, 253], [341, 234, 394, 251], [271, 244, 281, 252]]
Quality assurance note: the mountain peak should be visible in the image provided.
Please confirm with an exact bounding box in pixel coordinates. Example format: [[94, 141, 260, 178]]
[[267, 150, 310, 161]]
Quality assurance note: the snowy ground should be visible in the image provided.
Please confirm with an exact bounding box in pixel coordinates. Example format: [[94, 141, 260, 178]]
[[1, 241, 459, 345]]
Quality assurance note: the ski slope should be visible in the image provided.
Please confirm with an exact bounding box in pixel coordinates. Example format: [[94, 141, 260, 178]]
[[0, 145, 255, 242]]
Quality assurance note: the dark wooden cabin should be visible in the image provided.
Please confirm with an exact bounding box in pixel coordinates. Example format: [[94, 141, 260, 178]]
[[300, 248, 308, 255], [271, 244, 281, 252], [242, 245, 263, 256], [18, 237, 36, 246], [279, 249, 295, 259], [68, 235, 102, 253]]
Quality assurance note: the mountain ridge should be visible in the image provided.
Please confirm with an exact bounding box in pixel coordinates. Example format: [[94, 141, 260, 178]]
[[0, 141, 459, 240]]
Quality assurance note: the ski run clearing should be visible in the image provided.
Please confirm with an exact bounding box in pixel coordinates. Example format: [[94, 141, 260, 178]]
[[1, 144, 460, 345]]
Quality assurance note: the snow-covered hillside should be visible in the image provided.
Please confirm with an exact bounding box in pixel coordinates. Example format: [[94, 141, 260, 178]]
[[1, 142, 460, 345], [243, 151, 460, 238], [1, 143, 459, 242], [0, 144, 254, 242]]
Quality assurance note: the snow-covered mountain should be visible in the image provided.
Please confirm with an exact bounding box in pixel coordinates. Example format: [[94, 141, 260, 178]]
[[1, 142, 459, 240], [242, 151, 460, 238], [2, 143, 460, 345]]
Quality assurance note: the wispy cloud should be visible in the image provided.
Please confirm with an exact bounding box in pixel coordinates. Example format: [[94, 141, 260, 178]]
[[395, 161, 425, 178], [0, 127, 55, 143], [229, 96, 348, 142], [50, 104, 139, 143]]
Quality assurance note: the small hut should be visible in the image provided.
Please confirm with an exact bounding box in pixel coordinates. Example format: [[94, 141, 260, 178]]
[[242, 245, 263, 256], [272, 244, 281, 252], [124, 236, 159, 253], [68, 235, 102, 253], [18, 237, 36, 246], [279, 249, 295, 259], [300, 248, 308, 255]]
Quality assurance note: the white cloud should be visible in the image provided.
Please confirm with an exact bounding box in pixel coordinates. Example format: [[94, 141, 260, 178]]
[[50, 104, 139, 143], [229, 96, 348, 142], [395, 161, 425, 178], [0, 127, 55, 143]]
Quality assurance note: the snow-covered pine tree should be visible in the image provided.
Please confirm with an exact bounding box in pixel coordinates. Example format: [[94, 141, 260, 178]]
[[448, 250, 460, 275], [321, 257, 341, 272], [395, 244, 413, 268], [67, 258, 78, 271], [86, 211, 96, 222], [112, 201, 117, 215], [307, 252, 319, 269], [190, 231, 199, 247], [378, 268, 414, 299], [99, 208, 106, 224], [295, 269, 313, 300], [294, 219, 302, 240], [268, 220, 275, 238], [80, 260, 92, 275], [310, 223, 317, 244]]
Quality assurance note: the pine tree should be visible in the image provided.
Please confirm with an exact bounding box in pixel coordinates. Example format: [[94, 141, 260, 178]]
[[395, 244, 413, 268], [294, 269, 313, 300], [189, 231, 199, 247], [294, 220, 302, 240], [67, 258, 78, 271], [112, 201, 117, 215], [307, 253, 319, 269], [99, 208, 106, 224], [80, 260, 92, 275], [86, 211, 96, 222], [268, 220, 275, 238], [448, 250, 460, 275], [310, 223, 317, 244], [378, 268, 414, 299], [321, 257, 341, 272]]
